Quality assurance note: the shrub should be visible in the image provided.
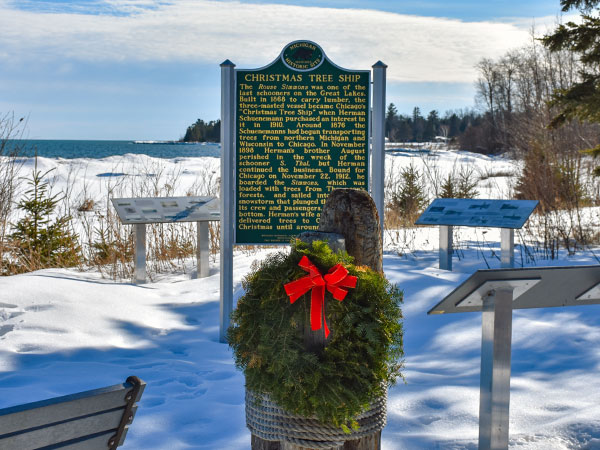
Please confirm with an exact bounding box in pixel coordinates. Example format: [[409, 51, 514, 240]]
[[7, 165, 80, 273], [440, 167, 479, 199], [388, 164, 427, 225]]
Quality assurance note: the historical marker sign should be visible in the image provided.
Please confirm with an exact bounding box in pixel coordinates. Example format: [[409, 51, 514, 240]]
[[235, 40, 370, 244]]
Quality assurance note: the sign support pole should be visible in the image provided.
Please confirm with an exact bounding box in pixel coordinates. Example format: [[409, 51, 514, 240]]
[[500, 228, 514, 268], [479, 286, 513, 450], [196, 221, 210, 278], [134, 223, 146, 284], [220, 60, 235, 343], [371, 61, 387, 239], [439, 225, 452, 271]]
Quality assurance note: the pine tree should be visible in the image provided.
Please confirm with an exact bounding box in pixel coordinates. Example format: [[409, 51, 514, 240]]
[[391, 165, 427, 223], [542, 0, 600, 174], [182, 119, 221, 142], [385, 103, 399, 140], [411, 107, 424, 141], [9, 162, 80, 272], [423, 110, 440, 141], [440, 170, 479, 199]]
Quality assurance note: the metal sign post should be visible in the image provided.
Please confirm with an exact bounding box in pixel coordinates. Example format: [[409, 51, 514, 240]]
[[371, 61, 387, 239], [416, 199, 538, 271], [134, 224, 146, 284], [197, 221, 210, 278], [220, 59, 235, 343], [439, 225, 453, 271], [479, 286, 514, 449], [500, 228, 514, 268], [428, 265, 600, 449]]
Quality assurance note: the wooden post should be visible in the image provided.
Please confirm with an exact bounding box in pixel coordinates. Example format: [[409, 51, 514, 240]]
[[250, 189, 384, 450]]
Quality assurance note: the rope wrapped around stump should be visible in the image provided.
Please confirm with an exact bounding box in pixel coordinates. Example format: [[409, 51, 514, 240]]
[[245, 389, 387, 449]]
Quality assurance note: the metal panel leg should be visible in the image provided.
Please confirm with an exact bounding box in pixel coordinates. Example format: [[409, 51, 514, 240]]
[[479, 287, 513, 450], [196, 221, 210, 279], [440, 225, 453, 271], [134, 223, 146, 284], [220, 60, 235, 343], [500, 228, 514, 268]]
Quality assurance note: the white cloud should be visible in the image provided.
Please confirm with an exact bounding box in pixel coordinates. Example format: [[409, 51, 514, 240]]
[[0, 0, 539, 83]]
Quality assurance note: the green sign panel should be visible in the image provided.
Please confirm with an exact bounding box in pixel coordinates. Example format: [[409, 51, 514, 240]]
[[235, 41, 370, 244]]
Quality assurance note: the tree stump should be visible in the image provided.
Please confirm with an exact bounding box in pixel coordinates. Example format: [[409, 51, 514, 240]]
[[318, 189, 382, 273], [250, 189, 383, 450]]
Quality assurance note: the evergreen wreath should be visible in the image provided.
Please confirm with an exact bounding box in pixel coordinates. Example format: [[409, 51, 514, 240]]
[[228, 240, 404, 429]]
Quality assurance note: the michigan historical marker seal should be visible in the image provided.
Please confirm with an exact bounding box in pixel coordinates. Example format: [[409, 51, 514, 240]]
[[282, 40, 324, 71]]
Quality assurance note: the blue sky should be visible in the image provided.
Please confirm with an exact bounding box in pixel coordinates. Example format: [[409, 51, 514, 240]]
[[0, 0, 568, 140]]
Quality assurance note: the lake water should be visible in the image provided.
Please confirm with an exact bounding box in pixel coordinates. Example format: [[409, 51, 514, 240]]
[[5, 140, 221, 159]]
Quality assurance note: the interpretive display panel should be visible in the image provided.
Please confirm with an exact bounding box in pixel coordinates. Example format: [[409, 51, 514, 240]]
[[416, 198, 538, 229], [111, 196, 219, 224], [235, 40, 370, 244], [428, 265, 600, 314]]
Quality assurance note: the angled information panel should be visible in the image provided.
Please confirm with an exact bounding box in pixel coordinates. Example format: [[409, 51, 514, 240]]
[[416, 199, 539, 229], [111, 196, 220, 224], [428, 264, 600, 448], [428, 265, 600, 314]]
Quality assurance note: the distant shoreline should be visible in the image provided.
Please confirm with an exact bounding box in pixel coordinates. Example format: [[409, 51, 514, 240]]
[[133, 140, 218, 145]]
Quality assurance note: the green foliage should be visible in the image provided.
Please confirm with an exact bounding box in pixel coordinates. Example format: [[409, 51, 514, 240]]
[[8, 166, 80, 272], [182, 119, 220, 142], [228, 240, 404, 428], [542, 0, 600, 174], [440, 168, 479, 199], [584, 144, 600, 176], [515, 143, 589, 211], [390, 165, 427, 224]]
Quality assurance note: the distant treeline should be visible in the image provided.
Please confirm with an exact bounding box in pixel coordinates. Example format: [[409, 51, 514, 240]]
[[385, 106, 486, 148], [182, 119, 220, 142], [182, 111, 482, 146]]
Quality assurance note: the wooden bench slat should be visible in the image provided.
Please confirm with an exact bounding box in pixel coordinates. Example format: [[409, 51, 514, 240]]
[[0, 380, 144, 436], [0, 405, 138, 450], [39, 430, 114, 450]]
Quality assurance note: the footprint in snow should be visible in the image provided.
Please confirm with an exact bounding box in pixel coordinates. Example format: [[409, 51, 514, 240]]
[[144, 397, 166, 408], [176, 375, 201, 388], [174, 388, 208, 400], [168, 346, 188, 356], [418, 415, 442, 425], [1, 310, 24, 321], [24, 304, 54, 312], [17, 344, 43, 353], [129, 362, 168, 370], [0, 325, 14, 337], [204, 371, 236, 381], [0, 303, 18, 308]]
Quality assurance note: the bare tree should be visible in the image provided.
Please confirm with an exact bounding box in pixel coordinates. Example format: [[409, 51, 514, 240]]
[[0, 112, 26, 266]]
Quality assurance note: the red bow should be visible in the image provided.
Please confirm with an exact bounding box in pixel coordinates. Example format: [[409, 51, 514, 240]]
[[284, 255, 357, 338]]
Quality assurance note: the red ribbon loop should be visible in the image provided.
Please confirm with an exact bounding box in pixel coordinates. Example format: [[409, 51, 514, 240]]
[[284, 255, 357, 338]]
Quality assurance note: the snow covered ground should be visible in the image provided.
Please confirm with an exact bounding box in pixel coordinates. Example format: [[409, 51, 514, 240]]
[[1, 150, 600, 449]]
